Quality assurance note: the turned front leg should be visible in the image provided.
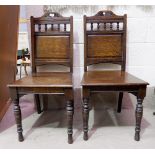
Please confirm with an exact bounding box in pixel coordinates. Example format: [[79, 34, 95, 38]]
[[135, 98, 143, 141], [82, 98, 89, 140], [13, 98, 24, 142], [66, 100, 74, 144]]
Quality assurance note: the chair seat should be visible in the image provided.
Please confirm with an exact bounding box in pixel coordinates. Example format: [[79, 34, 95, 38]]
[[81, 71, 149, 86], [8, 72, 73, 88]]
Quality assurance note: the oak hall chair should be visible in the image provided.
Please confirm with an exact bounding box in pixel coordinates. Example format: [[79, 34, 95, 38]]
[[8, 12, 74, 144], [81, 10, 149, 141]]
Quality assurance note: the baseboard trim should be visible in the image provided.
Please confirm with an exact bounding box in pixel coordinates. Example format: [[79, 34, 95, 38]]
[[0, 98, 12, 121]]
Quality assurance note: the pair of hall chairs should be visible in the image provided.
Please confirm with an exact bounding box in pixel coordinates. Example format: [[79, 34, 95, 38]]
[[8, 11, 148, 144]]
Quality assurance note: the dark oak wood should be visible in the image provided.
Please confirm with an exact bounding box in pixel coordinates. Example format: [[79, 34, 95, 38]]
[[8, 12, 74, 144], [87, 35, 122, 58], [135, 97, 143, 141], [82, 10, 149, 141], [84, 10, 127, 72], [0, 6, 19, 120], [13, 98, 24, 142], [117, 92, 123, 113], [36, 36, 70, 58], [9, 72, 72, 87], [31, 12, 73, 73], [34, 94, 42, 114], [81, 71, 148, 86]]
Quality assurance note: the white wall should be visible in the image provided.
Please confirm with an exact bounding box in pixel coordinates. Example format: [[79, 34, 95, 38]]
[[24, 5, 155, 88]]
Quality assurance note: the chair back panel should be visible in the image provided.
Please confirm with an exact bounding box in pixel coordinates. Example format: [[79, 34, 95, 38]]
[[36, 36, 69, 59], [84, 10, 127, 71], [31, 12, 73, 73], [87, 35, 122, 58]]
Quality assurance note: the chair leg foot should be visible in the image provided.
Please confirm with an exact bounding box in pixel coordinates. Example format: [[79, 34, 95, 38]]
[[18, 133, 24, 142], [135, 98, 143, 141], [68, 134, 73, 144], [83, 98, 89, 141], [83, 132, 88, 141], [13, 98, 24, 142], [66, 100, 74, 144], [134, 132, 140, 141]]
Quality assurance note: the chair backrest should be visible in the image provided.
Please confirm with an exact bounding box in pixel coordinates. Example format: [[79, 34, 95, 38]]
[[30, 12, 73, 73], [84, 10, 127, 71]]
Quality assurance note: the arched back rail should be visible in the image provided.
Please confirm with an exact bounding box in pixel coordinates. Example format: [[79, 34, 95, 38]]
[[31, 12, 73, 73], [84, 10, 127, 71]]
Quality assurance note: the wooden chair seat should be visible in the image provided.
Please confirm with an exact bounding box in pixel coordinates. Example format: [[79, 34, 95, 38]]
[[9, 72, 72, 88], [81, 71, 148, 86]]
